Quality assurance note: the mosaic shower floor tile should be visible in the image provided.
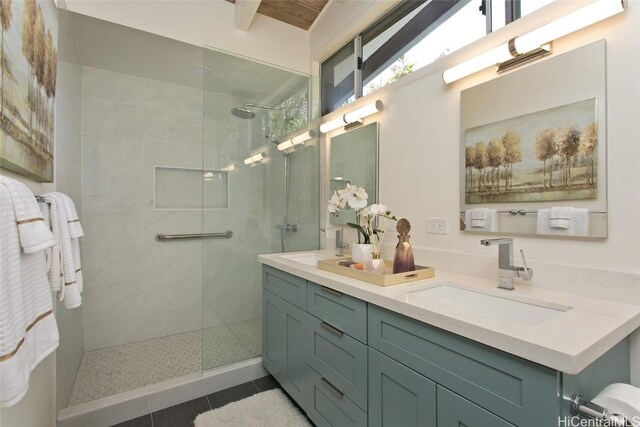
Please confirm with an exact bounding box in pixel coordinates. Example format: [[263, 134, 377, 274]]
[[68, 320, 262, 406]]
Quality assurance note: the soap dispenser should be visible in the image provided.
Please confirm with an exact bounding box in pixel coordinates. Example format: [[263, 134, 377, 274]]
[[393, 218, 415, 273]]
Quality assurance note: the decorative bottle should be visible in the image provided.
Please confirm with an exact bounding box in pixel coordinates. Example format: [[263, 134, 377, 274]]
[[393, 218, 415, 274]]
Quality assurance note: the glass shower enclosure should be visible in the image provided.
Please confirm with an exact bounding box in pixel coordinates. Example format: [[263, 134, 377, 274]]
[[56, 12, 319, 415], [200, 47, 319, 372]]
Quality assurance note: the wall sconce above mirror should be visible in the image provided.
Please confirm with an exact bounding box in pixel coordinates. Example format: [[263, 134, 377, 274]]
[[329, 122, 379, 226], [320, 101, 383, 134], [443, 0, 624, 83], [459, 40, 607, 239]]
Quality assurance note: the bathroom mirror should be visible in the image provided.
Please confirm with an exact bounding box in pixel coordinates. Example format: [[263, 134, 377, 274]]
[[459, 40, 607, 239], [329, 122, 379, 225]]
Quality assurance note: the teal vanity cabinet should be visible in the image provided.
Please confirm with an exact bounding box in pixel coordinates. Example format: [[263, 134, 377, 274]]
[[261, 265, 630, 427], [262, 267, 308, 408], [262, 266, 368, 426]]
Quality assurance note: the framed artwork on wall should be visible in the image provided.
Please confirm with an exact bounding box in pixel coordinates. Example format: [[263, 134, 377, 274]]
[[464, 98, 597, 204], [0, 0, 58, 182]]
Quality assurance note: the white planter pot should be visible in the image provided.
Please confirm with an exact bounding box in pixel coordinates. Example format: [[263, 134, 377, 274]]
[[351, 243, 372, 264]]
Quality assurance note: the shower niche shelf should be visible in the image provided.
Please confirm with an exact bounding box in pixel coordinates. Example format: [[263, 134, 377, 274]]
[[154, 166, 229, 210]]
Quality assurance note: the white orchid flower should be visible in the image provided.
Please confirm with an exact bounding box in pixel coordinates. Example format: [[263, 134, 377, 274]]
[[353, 186, 368, 200], [347, 193, 368, 209], [345, 185, 368, 209], [369, 204, 387, 215], [328, 193, 343, 213]]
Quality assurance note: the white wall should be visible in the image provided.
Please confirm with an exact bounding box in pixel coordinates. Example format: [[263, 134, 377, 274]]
[[63, 0, 310, 74], [312, 1, 640, 384]]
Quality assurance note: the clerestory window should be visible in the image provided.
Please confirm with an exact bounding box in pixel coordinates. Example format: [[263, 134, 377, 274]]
[[320, 0, 553, 116]]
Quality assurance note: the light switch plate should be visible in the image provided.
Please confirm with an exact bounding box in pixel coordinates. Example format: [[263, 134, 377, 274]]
[[427, 218, 449, 235]]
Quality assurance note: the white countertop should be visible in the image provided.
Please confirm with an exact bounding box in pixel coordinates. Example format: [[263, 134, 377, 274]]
[[258, 250, 640, 375]]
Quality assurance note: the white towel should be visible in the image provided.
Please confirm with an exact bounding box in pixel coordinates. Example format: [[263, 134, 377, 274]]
[[537, 208, 590, 236], [58, 192, 83, 238], [44, 193, 82, 309], [549, 207, 574, 229], [54, 193, 83, 291], [470, 208, 488, 227], [465, 209, 498, 232], [1, 184, 59, 407], [0, 177, 54, 253]]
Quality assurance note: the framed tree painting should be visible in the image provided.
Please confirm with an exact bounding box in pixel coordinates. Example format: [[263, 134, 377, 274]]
[[1, 0, 58, 182], [464, 98, 597, 204]]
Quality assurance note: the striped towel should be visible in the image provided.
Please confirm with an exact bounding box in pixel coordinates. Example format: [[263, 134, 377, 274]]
[[0, 176, 53, 253], [0, 182, 59, 407]]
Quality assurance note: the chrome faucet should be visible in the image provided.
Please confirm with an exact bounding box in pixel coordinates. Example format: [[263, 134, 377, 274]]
[[335, 229, 348, 257], [480, 238, 533, 290]]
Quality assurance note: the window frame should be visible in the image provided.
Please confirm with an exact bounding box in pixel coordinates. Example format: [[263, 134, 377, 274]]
[[320, 0, 523, 116]]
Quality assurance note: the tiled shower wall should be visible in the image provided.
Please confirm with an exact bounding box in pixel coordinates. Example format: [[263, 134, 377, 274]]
[[80, 67, 207, 351]]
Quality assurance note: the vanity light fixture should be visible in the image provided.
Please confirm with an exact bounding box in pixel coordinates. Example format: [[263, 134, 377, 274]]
[[203, 171, 221, 181], [243, 152, 266, 165], [442, 0, 624, 84], [319, 100, 383, 134], [276, 130, 316, 151], [221, 162, 239, 172]]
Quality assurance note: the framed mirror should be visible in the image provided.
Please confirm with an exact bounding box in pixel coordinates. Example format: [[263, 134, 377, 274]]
[[460, 40, 607, 239], [329, 122, 379, 225]]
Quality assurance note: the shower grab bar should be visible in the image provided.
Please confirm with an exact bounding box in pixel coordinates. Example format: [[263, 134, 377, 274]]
[[155, 231, 233, 242]]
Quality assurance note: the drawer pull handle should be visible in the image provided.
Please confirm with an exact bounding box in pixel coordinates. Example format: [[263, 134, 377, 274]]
[[321, 321, 344, 337], [404, 273, 418, 278], [320, 286, 343, 297], [320, 377, 344, 399]]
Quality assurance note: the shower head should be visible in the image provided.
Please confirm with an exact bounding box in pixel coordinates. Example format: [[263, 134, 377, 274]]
[[230, 103, 279, 119], [230, 107, 256, 119]]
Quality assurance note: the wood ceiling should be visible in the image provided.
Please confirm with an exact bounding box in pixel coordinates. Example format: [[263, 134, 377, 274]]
[[226, 0, 329, 30]]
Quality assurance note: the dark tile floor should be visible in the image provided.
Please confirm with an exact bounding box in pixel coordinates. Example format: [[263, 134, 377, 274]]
[[111, 375, 281, 427]]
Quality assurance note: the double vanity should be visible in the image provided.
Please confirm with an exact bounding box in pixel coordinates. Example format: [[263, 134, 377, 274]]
[[258, 250, 640, 426]]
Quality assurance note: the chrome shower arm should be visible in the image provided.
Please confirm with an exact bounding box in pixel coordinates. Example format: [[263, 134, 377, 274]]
[[242, 103, 279, 110]]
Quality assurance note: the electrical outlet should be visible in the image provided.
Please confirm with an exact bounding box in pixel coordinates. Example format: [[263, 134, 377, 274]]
[[427, 218, 449, 235]]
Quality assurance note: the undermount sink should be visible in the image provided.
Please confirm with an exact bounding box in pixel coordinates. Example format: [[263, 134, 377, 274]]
[[406, 283, 570, 326], [280, 253, 329, 267]]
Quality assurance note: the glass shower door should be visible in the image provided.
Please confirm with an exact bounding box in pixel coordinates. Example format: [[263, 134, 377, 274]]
[[201, 47, 319, 371]]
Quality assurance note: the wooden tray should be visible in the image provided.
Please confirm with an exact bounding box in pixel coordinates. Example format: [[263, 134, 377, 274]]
[[317, 258, 434, 287]]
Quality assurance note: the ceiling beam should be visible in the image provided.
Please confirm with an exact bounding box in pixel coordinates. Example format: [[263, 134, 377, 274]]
[[235, 0, 261, 32]]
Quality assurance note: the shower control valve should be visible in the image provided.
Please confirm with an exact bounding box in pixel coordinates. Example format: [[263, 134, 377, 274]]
[[276, 224, 298, 232]]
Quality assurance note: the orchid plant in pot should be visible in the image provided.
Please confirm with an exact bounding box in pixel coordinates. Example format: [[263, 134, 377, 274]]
[[328, 184, 397, 266]]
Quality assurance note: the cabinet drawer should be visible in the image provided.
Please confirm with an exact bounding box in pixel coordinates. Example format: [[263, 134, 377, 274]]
[[263, 266, 307, 310], [369, 348, 436, 427], [306, 367, 367, 427], [438, 386, 515, 427], [307, 282, 367, 343], [307, 315, 367, 410], [368, 306, 558, 427]]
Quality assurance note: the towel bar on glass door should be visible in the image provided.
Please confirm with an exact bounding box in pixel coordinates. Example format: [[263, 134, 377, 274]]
[[155, 231, 233, 242]]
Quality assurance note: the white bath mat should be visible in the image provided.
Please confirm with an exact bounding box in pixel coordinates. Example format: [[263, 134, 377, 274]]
[[194, 388, 311, 427]]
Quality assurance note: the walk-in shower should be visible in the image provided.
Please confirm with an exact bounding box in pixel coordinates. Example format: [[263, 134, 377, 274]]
[[55, 11, 319, 426], [230, 103, 302, 253]]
